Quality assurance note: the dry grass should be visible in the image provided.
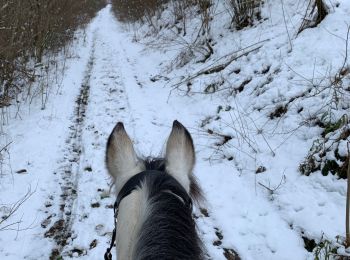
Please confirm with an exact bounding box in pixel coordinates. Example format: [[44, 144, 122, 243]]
[[226, 0, 262, 30], [0, 0, 105, 107], [111, 0, 166, 23]]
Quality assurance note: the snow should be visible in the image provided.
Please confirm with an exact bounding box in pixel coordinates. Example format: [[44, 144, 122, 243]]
[[1, 1, 350, 259]]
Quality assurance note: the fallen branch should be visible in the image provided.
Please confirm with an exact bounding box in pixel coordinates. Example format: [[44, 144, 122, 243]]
[[170, 39, 268, 90]]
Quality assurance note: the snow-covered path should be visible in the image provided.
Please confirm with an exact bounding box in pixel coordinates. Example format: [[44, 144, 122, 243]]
[[1, 4, 349, 260]]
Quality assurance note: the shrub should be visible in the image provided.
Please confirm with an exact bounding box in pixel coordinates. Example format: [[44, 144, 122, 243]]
[[111, 0, 166, 23], [0, 0, 105, 108], [226, 0, 262, 30], [299, 118, 349, 179]]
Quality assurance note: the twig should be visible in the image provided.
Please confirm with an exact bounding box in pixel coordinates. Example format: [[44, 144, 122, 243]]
[[0, 141, 12, 153], [280, 0, 292, 51], [0, 186, 36, 232], [258, 175, 286, 195]]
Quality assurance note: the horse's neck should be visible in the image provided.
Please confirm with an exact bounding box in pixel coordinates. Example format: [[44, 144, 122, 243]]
[[116, 188, 149, 260]]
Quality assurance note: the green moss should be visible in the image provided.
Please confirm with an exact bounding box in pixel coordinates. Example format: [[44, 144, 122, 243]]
[[321, 114, 348, 137], [313, 239, 337, 260], [323, 120, 343, 137], [321, 159, 348, 179], [321, 160, 339, 176]]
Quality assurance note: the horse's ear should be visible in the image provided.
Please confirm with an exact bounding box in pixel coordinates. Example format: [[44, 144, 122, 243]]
[[106, 122, 143, 182], [165, 120, 195, 192]]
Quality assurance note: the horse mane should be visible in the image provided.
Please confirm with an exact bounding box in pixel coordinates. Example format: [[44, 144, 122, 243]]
[[144, 158, 204, 204], [133, 158, 205, 260]]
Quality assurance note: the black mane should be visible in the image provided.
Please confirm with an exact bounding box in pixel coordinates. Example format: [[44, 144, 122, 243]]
[[144, 157, 166, 172], [143, 158, 204, 204], [134, 161, 204, 260]]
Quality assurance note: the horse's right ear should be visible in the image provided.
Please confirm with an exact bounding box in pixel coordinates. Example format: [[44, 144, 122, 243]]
[[106, 122, 143, 182], [165, 120, 195, 193]]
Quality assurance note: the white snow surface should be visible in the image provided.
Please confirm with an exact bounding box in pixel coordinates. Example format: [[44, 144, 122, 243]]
[[1, 1, 350, 259]]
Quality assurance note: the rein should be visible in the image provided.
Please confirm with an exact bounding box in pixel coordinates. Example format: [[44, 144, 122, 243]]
[[104, 170, 193, 260]]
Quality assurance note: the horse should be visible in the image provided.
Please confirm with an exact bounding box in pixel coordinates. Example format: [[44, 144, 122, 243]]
[[105, 120, 204, 260]]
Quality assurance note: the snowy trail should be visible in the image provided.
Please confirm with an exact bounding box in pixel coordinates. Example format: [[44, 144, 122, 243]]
[[42, 33, 98, 258], [2, 4, 348, 260], [40, 7, 247, 259], [61, 6, 305, 260]]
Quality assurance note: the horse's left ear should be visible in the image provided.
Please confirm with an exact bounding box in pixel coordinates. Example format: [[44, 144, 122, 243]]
[[165, 120, 195, 193], [106, 122, 143, 185]]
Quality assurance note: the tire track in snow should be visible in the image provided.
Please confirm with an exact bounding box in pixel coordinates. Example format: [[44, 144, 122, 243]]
[[42, 8, 140, 258], [59, 13, 138, 258], [43, 32, 97, 260]]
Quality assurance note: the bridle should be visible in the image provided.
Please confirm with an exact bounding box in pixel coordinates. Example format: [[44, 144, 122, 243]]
[[104, 170, 193, 260]]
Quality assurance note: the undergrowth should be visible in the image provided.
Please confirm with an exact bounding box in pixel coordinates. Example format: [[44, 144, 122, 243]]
[[0, 0, 105, 110], [300, 116, 349, 178], [226, 0, 262, 30], [304, 234, 350, 260]]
